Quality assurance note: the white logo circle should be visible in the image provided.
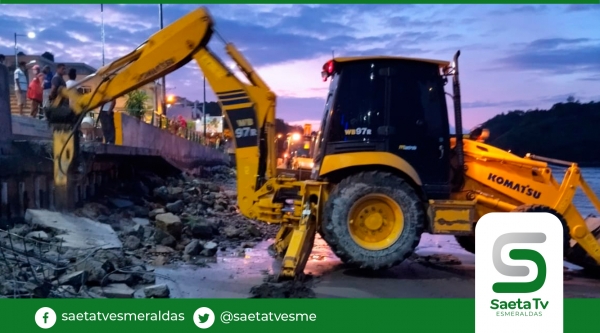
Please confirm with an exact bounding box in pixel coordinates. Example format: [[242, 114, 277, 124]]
[[193, 307, 215, 329], [35, 307, 57, 329]]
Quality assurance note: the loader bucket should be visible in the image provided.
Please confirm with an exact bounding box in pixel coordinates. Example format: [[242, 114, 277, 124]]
[[566, 215, 600, 274]]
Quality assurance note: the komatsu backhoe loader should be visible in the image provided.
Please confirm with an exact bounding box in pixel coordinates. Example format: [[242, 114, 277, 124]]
[[47, 6, 600, 280]]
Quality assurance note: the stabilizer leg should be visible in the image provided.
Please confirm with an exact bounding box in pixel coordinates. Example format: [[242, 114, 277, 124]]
[[277, 202, 317, 281]]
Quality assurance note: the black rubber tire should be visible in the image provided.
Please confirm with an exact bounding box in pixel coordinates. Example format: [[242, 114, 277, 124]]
[[512, 204, 570, 255], [320, 171, 426, 270], [455, 234, 475, 254]]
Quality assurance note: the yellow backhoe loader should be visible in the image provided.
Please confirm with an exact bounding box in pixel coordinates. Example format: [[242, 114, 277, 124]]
[[48, 6, 600, 280]]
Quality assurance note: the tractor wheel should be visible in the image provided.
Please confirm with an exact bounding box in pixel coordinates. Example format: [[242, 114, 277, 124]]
[[512, 204, 570, 254], [455, 234, 475, 254], [321, 171, 426, 270]]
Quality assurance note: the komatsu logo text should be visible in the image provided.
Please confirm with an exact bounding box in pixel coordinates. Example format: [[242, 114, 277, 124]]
[[488, 173, 541, 199], [138, 58, 176, 82]]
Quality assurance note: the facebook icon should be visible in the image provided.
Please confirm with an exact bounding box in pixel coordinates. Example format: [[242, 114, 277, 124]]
[[35, 307, 56, 329]]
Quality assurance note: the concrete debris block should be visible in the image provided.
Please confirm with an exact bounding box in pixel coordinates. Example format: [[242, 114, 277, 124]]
[[223, 226, 241, 238], [153, 229, 173, 245], [125, 224, 145, 239], [189, 220, 217, 240], [182, 192, 194, 204], [25, 231, 49, 241], [154, 245, 176, 253], [246, 225, 261, 237], [149, 208, 166, 219], [132, 217, 150, 226], [144, 284, 170, 298], [166, 200, 185, 214], [102, 283, 135, 298], [56, 285, 77, 296], [184, 239, 203, 255], [169, 187, 184, 196], [79, 287, 105, 299], [9, 224, 32, 236], [160, 234, 176, 247], [141, 273, 156, 284], [131, 206, 150, 218], [155, 213, 183, 239], [201, 241, 218, 257], [124, 236, 142, 250], [109, 198, 134, 209], [58, 270, 89, 290], [77, 203, 111, 219], [107, 274, 134, 286], [153, 186, 169, 200], [88, 267, 107, 285], [153, 255, 168, 266], [24, 209, 122, 250]]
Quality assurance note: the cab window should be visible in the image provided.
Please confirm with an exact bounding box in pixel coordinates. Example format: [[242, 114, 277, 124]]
[[328, 62, 386, 142]]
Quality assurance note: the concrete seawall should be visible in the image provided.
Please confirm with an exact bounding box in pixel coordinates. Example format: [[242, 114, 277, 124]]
[[115, 112, 229, 169]]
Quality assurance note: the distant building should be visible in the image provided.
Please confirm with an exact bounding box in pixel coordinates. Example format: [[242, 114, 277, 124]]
[[165, 95, 203, 121]]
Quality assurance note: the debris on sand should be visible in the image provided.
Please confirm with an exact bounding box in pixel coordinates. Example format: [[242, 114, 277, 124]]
[[249, 274, 317, 298], [412, 253, 462, 266], [0, 165, 279, 298]]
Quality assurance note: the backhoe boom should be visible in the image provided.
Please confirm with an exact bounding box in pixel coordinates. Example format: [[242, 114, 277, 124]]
[[49, 6, 319, 279]]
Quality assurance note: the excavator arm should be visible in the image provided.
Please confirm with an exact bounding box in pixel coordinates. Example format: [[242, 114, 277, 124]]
[[49, 6, 324, 279]]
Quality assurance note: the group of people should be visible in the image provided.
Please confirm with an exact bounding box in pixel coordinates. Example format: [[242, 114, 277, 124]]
[[0, 53, 115, 144], [12, 60, 75, 118]]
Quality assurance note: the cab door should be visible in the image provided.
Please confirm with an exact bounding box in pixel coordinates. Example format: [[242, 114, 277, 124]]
[[385, 61, 451, 199]]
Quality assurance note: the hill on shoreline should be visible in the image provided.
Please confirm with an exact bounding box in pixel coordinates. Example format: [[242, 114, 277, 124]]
[[477, 98, 600, 166]]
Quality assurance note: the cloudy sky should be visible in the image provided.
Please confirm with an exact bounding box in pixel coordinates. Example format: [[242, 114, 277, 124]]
[[1, 4, 598, 129]]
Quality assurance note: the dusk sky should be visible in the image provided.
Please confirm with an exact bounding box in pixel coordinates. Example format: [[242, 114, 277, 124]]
[[0, 4, 598, 130]]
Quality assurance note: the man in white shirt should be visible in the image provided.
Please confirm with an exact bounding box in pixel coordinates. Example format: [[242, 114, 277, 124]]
[[65, 68, 77, 89], [65, 68, 78, 108], [14, 61, 28, 116]]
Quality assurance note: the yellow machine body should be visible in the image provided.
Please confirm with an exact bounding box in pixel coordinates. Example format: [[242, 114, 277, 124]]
[[47, 6, 600, 280]]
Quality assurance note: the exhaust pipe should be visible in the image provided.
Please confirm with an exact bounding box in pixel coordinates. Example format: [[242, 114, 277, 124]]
[[452, 50, 464, 168]]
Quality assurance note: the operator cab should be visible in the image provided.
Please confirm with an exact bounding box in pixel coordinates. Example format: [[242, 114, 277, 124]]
[[312, 56, 454, 199]]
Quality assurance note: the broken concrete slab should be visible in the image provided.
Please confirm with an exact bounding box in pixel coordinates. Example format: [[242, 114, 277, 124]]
[[144, 284, 170, 298], [101, 283, 134, 298], [132, 218, 150, 226], [58, 271, 89, 290], [25, 231, 49, 241], [24, 209, 122, 250]]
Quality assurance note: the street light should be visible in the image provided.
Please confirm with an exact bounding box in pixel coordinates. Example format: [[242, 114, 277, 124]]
[[14, 31, 35, 66]]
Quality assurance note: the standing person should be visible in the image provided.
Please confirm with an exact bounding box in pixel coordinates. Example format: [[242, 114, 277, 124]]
[[49, 63, 67, 107], [14, 61, 28, 116], [0, 54, 5, 65], [65, 68, 78, 108], [41, 65, 53, 110], [99, 100, 116, 144], [65, 68, 77, 89], [27, 65, 44, 118]]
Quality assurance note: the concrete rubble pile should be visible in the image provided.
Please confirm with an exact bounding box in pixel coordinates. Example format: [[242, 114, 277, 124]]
[[0, 165, 279, 299]]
